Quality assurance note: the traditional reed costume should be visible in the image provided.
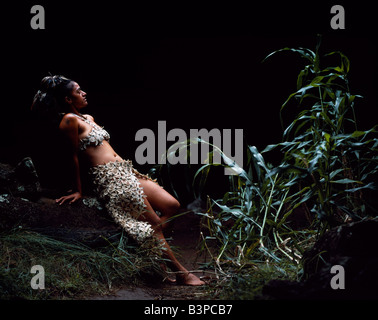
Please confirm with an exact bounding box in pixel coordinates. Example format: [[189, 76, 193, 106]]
[[70, 113, 157, 243]]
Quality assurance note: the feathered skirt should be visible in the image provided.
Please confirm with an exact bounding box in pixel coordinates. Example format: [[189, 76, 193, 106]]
[[89, 160, 157, 243]]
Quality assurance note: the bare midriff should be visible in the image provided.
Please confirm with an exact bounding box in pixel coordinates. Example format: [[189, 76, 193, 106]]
[[80, 140, 124, 167]]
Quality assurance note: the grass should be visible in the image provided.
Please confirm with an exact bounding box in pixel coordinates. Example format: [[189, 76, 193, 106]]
[[210, 262, 300, 300], [0, 228, 165, 300]]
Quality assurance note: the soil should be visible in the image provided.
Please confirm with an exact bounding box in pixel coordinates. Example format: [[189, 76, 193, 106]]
[[88, 208, 216, 300]]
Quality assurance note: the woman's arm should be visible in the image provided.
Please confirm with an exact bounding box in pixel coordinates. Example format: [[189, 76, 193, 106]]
[[55, 115, 83, 205]]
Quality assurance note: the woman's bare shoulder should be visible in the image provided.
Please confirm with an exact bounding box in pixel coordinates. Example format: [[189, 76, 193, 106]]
[[59, 113, 79, 131]]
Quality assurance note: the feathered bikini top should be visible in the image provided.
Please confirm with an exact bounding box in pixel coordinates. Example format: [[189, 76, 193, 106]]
[[70, 113, 110, 151]]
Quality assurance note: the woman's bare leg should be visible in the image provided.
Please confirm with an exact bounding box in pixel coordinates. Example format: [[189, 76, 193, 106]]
[[138, 179, 204, 286], [138, 179, 180, 230]]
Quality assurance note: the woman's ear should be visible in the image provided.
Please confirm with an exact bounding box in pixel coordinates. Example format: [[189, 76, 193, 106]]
[[65, 96, 72, 104]]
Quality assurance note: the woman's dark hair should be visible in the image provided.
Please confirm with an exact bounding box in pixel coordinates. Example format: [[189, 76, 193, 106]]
[[31, 75, 75, 124]]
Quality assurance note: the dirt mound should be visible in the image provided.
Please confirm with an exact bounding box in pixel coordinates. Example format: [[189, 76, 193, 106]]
[[0, 158, 212, 300]]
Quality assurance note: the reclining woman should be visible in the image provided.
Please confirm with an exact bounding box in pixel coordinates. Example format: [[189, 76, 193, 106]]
[[31, 75, 204, 286]]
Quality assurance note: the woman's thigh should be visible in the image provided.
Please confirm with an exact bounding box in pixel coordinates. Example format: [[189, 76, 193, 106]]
[[138, 179, 180, 213]]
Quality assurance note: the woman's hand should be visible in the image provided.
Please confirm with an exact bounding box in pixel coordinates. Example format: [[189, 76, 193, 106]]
[[55, 191, 82, 205]]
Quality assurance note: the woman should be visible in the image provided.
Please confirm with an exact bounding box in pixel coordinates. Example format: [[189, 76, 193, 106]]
[[31, 75, 204, 286]]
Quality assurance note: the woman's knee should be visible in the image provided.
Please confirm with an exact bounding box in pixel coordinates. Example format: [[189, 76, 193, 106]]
[[167, 198, 180, 215]]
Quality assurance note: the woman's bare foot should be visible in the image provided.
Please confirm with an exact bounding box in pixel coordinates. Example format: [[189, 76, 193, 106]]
[[176, 272, 205, 286], [160, 264, 177, 284], [163, 277, 177, 284]]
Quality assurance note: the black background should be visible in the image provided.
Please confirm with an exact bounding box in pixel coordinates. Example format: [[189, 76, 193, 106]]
[[2, 1, 377, 203]]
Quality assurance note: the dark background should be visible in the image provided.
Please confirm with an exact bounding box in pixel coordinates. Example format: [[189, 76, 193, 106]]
[[1, 1, 377, 204]]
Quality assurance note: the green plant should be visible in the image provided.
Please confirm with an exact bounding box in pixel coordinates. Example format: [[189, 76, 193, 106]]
[[262, 35, 378, 233], [191, 37, 377, 283], [196, 143, 308, 267]]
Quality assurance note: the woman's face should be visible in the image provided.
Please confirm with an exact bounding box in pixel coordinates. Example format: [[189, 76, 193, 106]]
[[66, 82, 88, 110]]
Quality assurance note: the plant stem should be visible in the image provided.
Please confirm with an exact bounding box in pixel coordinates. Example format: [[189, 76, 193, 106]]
[[260, 174, 278, 247]]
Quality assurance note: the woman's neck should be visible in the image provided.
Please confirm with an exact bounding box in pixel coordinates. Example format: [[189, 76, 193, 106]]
[[67, 106, 84, 118]]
